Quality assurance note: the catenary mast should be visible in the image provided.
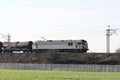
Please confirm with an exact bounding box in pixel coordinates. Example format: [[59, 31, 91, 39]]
[[106, 25, 119, 53]]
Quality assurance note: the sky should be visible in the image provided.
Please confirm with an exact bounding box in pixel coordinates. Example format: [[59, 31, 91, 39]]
[[0, 0, 120, 52]]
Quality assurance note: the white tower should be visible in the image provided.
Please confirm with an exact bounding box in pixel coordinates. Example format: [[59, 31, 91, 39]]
[[106, 25, 111, 53], [106, 25, 119, 53]]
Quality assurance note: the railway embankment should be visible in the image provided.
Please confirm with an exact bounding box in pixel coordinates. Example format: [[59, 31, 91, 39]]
[[0, 53, 120, 64]]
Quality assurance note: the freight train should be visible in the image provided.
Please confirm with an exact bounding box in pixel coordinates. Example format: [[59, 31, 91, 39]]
[[0, 39, 88, 53]]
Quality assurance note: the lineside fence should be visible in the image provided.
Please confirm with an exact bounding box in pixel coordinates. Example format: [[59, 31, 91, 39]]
[[0, 63, 120, 72]]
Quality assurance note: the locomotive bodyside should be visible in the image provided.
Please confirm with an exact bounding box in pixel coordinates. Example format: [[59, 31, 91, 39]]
[[32, 39, 88, 53]]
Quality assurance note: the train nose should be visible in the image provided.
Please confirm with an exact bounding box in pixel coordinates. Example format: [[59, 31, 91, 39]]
[[83, 45, 88, 49]]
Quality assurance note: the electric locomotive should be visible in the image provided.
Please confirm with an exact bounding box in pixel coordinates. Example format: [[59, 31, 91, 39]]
[[0, 39, 88, 53]]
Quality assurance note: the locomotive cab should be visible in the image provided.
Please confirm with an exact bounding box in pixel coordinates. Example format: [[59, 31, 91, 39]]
[[81, 40, 88, 52], [75, 40, 88, 52]]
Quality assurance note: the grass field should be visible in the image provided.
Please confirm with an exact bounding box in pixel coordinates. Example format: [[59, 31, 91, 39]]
[[0, 69, 120, 80]]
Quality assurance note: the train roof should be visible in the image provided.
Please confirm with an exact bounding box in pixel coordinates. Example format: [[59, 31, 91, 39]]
[[34, 39, 86, 42]]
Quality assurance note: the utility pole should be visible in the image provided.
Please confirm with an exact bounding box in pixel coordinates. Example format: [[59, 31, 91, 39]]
[[0, 33, 11, 42], [106, 25, 110, 53], [106, 25, 119, 53]]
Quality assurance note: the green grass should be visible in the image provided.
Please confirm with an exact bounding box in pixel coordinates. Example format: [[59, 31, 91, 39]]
[[0, 69, 120, 80]]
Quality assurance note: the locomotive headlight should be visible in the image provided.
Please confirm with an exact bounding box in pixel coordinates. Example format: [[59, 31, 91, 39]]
[[83, 45, 88, 49]]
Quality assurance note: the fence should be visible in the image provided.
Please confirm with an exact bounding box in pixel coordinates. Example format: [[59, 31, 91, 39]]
[[0, 63, 120, 72]]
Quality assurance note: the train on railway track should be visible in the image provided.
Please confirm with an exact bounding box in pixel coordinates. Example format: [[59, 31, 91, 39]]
[[0, 39, 88, 53]]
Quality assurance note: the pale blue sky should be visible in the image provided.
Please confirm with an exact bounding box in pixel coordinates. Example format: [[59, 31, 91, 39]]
[[0, 0, 120, 52]]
